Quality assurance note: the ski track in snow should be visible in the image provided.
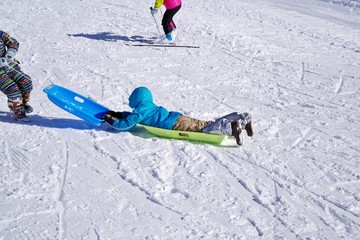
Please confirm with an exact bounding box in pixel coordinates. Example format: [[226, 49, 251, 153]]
[[57, 140, 69, 240], [1, 0, 360, 239], [335, 71, 345, 94]]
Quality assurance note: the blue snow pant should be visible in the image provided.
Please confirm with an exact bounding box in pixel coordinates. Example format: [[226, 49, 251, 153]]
[[202, 112, 252, 136]]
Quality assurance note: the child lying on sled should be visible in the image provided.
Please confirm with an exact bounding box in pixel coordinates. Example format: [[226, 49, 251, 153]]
[[102, 86, 253, 145]]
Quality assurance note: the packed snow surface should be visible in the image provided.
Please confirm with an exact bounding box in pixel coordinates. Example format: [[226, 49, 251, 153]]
[[1, 0, 359, 239]]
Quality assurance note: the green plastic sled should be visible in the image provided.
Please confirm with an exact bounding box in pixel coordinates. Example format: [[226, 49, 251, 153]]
[[139, 124, 227, 144]]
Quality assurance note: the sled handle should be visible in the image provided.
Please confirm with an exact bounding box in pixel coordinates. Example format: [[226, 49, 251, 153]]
[[74, 96, 85, 104], [179, 133, 190, 137]]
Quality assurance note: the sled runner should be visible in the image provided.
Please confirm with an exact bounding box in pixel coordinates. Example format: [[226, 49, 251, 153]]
[[43, 84, 230, 144]]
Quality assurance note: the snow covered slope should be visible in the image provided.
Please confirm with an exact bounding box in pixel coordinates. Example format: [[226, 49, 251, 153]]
[[0, 0, 359, 239]]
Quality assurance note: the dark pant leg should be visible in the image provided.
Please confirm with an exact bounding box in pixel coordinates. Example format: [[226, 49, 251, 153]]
[[162, 5, 181, 35]]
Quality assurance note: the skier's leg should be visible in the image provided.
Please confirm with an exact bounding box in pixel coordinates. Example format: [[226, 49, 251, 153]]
[[162, 5, 181, 40], [170, 21, 176, 31], [162, 11, 173, 35], [172, 115, 213, 132]]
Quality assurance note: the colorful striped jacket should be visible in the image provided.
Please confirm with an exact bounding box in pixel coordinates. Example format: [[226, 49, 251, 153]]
[[0, 31, 19, 57]]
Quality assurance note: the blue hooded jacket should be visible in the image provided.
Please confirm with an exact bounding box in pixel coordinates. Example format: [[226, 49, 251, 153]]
[[112, 87, 181, 131]]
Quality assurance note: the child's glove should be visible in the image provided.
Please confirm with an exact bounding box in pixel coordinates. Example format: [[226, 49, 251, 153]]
[[0, 58, 9, 68], [5, 48, 17, 63], [150, 7, 158, 16], [102, 112, 117, 125], [107, 110, 123, 118]]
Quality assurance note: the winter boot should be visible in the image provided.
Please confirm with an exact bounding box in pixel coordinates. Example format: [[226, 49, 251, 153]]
[[8, 98, 30, 121], [162, 33, 174, 44], [245, 122, 253, 137], [231, 121, 243, 146], [170, 29, 177, 41], [235, 112, 253, 137], [22, 92, 33, 113]]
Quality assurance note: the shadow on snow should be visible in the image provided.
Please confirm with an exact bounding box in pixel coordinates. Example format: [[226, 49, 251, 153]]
[[0, 111, 154, 139], [0, 111, 236, 147], [0, 111, 96, 130], [67, 32, 156, 43]]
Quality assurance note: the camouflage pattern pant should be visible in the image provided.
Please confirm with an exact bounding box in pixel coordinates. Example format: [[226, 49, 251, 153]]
[[172, 115, 213, 132]]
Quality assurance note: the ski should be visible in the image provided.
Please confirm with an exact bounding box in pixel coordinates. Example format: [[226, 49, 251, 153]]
[[127, 44, 200, 49]]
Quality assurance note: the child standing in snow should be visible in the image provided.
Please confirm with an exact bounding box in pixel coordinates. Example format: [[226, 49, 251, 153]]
[[102, 86, 253, 145], [0, 30, 33, 121], [151, 0, 182, 43]]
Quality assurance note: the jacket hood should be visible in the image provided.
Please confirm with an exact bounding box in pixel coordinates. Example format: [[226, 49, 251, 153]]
[[128, 86, 154, 108]]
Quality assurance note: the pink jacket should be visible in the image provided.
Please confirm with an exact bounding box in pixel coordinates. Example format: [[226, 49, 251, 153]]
[[155, 0, 182, 10]]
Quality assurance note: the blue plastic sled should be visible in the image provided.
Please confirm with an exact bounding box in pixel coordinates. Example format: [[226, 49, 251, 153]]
[[43, 84, 109, 126]]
